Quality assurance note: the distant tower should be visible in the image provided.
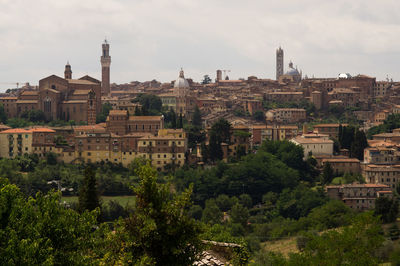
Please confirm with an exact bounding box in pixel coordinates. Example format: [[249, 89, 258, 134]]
[[64, 62, 72, 79], [276, 47, 284, 80], [216, 70, 222, 81], [101, 39, 111, 95]]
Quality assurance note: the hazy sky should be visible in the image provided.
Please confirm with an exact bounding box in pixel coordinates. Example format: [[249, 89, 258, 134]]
[[0, 0, 400, 91]]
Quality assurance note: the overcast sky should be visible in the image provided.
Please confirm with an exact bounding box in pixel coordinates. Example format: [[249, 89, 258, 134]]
[[0, 0, 399, 91]]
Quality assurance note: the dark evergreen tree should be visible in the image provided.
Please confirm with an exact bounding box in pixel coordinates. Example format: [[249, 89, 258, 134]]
[[351, 130, 368, 160], [124, 164, 203, 265], [192, 105, 202, 127], [211, 118, 232, 144], [375, 196, 399, 223], [170, 108, 177, 129], [338, 124, 343, 147], [78, 166, 100, 212], [177, 113, 183, 128], [209, 131, 223, 162], [201, 75, 212, 84], [321, 162, 334, 185]]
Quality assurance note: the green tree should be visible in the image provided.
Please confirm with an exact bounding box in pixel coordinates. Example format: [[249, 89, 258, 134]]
[[229, 203, 249, 227], [0, 103, 7, 123], [6, 117, 30, 128], [215, 194, 238, 212], [211, 118, 232, 144], [252, 110, 265, 121], [192, 105, 202, 127], [351, 129, 368, 160], [375, 196, 399, 223], [170, 108, 177, 129], [0, 178, 106, 265], [209, 131, 223, 162], [288, 213, 384, 265], [96, 102, 113, 123], [201, 74, 212, 84], [124, 163, 203, 265], [340, 126, 355, 150], [202, 199, 223, 224], [321, 162, 334, 185], [177, 113, 183, 128], [132, 94, 163, 115], [21, 109, 46, 122], [78, 166, 100, 212], [239, 194, 252, 209]]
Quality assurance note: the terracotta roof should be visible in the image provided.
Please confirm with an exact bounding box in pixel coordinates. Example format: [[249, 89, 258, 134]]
[[268, 108, 306, 112], [67, 79, 97, 85], [72, 90, 91, 95], [291, 136, 333, 144], [0, 124, 11, 130], [129, 116, 163, 121], [313, 123, 348, 128], [109, 110, 128, 115], [326, 183, 389, 189], [16, 100, 38, 104], [0, 128, 32, 134], [321, 158, 360, 163], [62, 100, 87, 104], [31, 128, 56, 133]]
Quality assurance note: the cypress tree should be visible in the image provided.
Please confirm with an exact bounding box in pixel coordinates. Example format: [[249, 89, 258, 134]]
[[177, 113, 183, 129], [78, 166, 100, 212], [192, 105, 202, 127]]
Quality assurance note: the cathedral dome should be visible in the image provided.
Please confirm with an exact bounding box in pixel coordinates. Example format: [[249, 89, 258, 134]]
[[174, 69, 189, 88], [285, 61, 300, 76]]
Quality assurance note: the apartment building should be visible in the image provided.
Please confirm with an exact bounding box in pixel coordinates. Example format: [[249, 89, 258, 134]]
[[265, 108, 306, 123], [313, 123, 348, 139], [326, 183, 392, 210], [290, 133, 334, 157]]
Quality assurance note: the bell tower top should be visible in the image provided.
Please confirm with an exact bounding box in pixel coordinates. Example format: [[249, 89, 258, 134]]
[[64, 61, 72, 79]]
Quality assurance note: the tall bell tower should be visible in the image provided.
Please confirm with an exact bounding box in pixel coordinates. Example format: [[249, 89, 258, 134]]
[[101, 39, 111, 95], [276, 46, 284, 80]]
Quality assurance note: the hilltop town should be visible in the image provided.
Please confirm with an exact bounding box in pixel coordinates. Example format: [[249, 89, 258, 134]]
[[2, 41, 400, 264]]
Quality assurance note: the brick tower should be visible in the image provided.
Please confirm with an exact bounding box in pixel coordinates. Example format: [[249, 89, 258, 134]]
[[101, 39, 111, 95], [276, 46, 284, 80], [64, 62, 72, 79]]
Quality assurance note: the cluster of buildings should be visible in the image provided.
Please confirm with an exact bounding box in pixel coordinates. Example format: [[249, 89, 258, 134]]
[[1, 42, 400, 210], [0, 112, 186, 171]]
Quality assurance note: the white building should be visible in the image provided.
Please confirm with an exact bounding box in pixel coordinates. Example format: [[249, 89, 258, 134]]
[[290, 133, 333, 157]]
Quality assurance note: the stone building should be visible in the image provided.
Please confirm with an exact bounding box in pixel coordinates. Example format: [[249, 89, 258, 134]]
[[106, 110, 164, 136], [290, 133, 334, 157], [326, 183, 392, 211], [313, 123, 348, 139], [265, 108, 306, 123], [0, 40, 109, 124]]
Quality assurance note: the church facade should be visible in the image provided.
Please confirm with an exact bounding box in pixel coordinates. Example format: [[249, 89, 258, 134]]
[[1, 41, 110, 124]]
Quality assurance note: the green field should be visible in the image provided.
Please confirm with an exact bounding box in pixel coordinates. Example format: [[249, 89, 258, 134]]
[[61, 195, 135, 207]]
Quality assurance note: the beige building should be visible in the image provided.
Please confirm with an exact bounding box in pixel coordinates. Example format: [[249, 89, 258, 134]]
[[290, 133, 334, 157], [321, 157, 360, 175], [0, 128, 33, 158], [266, 108, 306, 123], [265, 124, 298, 141], [313, 123, 348, 139], [363, 164, 400, 189], [137, 129, 187, 170], [326, 183, 392, 211]]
